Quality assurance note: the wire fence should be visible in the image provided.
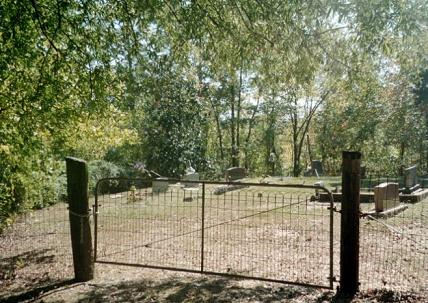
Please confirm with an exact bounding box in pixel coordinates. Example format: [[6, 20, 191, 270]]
[[1, 175, 427, 296], [94, 178, 334, 289], [359, 197, 427, 293]]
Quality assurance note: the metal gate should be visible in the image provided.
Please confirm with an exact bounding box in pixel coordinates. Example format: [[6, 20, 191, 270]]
[[93, 178, 334, 289]]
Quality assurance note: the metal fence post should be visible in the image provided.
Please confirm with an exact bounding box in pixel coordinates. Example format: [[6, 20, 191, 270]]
[[66, 157, 94, 282], [340, 151, 361, 296]]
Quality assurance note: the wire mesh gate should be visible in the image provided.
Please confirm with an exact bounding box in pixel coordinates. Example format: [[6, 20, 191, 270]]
[[93, 178, 334, 289]]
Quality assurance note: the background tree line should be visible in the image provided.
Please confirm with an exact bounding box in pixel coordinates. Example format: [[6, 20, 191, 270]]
[[1, 0, 427, 227]]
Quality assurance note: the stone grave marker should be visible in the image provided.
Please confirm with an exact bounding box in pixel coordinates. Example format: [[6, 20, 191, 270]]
[[225, 167, 246, 181], [403, 165, 421, 194], [314, 181, 325, 198], [152, 177, 169, 193], [374, 182, 399, 212], [311, 160, 324, 176], [404, 165, 418, 188], [183, 163, 199, 190]]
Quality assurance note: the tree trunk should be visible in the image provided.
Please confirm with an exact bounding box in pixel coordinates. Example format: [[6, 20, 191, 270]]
[[237, 65, 243, 166], [244, 98, 260, 169], [230, 83, 238, 167], [292, 109, 300, 177], [209, 99, 224, 161], [399, 142, 405, 175], [307, 134, 313, 163]]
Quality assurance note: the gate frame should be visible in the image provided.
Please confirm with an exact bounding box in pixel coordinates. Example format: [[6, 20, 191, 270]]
[[93, 178, 335, 289]]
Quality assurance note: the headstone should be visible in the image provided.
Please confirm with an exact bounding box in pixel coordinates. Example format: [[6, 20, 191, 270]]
[[225, 167, 246, 181], [314, 181, 324, 187], [183, 162, 199, 190], [374, 182, 399, 212], [311, 160, 324, 176], [152, 177, 169, 193], [404, 165, 418, 188], [314, 181, 325, 197], [183, 172, 199, 190]]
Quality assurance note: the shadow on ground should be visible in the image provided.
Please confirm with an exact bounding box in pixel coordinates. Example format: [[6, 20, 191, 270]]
[[73, 278, 426, 303], [0, 249, 73, 301], [76, 277, 330, 303], [0, 248, 56, 280], [2, 274, 426, 302]]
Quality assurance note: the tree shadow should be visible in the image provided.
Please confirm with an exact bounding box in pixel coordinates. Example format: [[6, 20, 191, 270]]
[[0, 248, 73, 300], [77, 276, 326, 303], [0, 249, 56, 280], [1, 279, 76, 303]]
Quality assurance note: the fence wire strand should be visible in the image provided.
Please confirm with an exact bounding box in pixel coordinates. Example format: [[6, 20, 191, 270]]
[[94, 178, 333, 288]]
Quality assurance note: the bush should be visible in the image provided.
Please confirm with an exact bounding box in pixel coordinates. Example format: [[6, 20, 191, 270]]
[[88, 160, 123, 194], [0, 156, 67, 231]]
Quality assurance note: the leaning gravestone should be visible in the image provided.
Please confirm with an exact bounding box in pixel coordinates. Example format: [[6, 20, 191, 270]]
[[225, 167, 246, 181], [311, 160, 324, 176], [374, 182, 399, 212], [152, 177, 169, 193]]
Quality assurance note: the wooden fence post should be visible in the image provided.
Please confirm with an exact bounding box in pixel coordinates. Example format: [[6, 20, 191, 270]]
[[66, 157, 94, 282], [340, 151, 361, 296]]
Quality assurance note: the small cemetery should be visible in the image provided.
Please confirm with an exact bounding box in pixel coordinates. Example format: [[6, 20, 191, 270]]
[[318, 165, 428, 212]]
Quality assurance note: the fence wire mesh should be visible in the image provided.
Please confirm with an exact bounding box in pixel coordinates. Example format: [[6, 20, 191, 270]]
[[94, 178, 334, 289], [359, 197, 427, 293], [3, 175, 425, 296], [0, 202, 73, 296]]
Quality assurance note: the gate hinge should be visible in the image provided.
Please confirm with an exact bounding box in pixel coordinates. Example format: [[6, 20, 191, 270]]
[[92, 204, 100, 215], [328, 206, 341, 213]]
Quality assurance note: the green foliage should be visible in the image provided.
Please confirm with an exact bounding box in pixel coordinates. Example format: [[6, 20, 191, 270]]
[[137, 56, 209, 177], [1, 0, 427, 226], [88, 160, 123, 195]]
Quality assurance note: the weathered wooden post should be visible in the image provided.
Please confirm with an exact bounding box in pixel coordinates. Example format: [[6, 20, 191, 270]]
[[339, 151, 361, 296], [66, 157, 94, 282]]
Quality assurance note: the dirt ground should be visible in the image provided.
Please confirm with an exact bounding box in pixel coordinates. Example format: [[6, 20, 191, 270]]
[[1, 264, 426, 303], [1, 181, 427, 302]]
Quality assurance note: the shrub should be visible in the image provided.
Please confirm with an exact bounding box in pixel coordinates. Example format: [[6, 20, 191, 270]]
[[88, 160, 123, 194]]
